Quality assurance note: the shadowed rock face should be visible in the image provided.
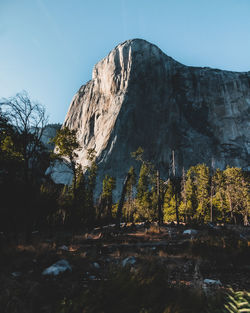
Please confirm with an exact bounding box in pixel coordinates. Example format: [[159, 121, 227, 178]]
[[54, 39, 250, 198]]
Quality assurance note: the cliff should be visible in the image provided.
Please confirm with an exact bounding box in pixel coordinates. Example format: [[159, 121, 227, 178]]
[[51, 39, 250, 198]]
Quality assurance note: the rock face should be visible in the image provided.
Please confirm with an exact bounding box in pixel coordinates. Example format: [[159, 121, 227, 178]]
[[41, 124, 61, 150], [54, 39, 250, 198]]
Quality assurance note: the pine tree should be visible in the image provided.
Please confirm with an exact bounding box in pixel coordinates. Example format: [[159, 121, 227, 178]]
[[180, 168, 187, 222], [57, 184, 72, 225], [131, 147, 155, 221], [124, 166, 136, 222], [170, 151, 180, 225], [195, 164, 210, 222], [100, 175, 116, 221], [163, 180, 176, 222], [74, 166, 86, 226], [52, 126, 82, 226], [135, 163, 153, 221], [209, 158, 215, 222], [183, 166, 197, 222], [84, 149, 97, 227], [213, 169, 227, 222], [182, 165, 210, 223], [223, 167, 249, 224]]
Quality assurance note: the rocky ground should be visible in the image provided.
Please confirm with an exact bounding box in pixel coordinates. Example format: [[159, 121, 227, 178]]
[[0, 223, 249, 313]]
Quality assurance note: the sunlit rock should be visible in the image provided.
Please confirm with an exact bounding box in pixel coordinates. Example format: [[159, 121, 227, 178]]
[[55, 39, 250, 199]]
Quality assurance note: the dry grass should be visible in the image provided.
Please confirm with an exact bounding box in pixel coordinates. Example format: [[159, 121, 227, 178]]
[[147, 223, 162, 234], [0, 226, 249, 313]]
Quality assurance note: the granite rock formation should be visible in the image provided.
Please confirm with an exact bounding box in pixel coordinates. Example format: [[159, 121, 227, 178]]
[[51, 39, 250, 198]]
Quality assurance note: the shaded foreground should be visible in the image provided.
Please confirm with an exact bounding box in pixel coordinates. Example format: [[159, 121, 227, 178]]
[[1, 223, 250, 313]]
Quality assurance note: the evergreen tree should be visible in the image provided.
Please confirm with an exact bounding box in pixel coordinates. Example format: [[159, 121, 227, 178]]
[[100, 175, 116, 221], [163, 180, 177, 222], [52, 126, 81, 226], [223, 167, 249, 224], [39, 181, 61, 228], [181, 165, 210, 223], [57, 184, 72, 225], [131, 147, 155, 221], [52, 126, 80, 198], [123, 166, 136, 222], [135, 162, 153, 221], [84, 148, 97, 227], [209, 158, 215, 222], [213, 169, 227, 222], [149, 169, 165, 223], [179, 168, 187, 222], [183, 167, 197, 222], [74, 166, 86, 226], [170, 151, 180, 225], [195, 164, 210, 222]]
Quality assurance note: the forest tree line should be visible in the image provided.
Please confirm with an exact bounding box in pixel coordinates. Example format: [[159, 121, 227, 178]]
[[0, 92, 249, 241], [120, 149, 249, 226]]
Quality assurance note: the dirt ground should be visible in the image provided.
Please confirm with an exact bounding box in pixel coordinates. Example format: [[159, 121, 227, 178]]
[[0, 223, 249, 313]]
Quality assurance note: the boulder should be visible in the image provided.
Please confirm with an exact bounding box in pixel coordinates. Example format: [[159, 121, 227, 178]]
[[122, 256, 136, 267], [183, 229, 198, 236], [42, 259, 72, 276], [203, 279, 222, 286]]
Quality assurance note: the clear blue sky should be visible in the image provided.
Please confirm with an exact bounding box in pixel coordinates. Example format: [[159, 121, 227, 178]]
[[1, 0, 250, 123]]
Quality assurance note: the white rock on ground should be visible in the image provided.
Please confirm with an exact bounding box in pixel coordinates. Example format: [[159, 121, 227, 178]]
[[93, 262, 101, 269], [42, 260, 72, 276], [58, 245, 69, 251], [122, 256, 136, 267], [12, 272, 22, 277], [203, 279, 222, 286], [183, 229, 198, 236]]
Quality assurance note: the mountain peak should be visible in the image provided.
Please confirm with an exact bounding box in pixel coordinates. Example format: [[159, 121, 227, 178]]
[[92, 38, 174, 84], [116, 38, 158, 48], [112, 38, 167, 60], [52, 40, 250, 200]]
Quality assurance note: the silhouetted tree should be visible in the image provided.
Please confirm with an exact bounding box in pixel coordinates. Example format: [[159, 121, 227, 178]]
[[0, 91, 48, 240], [100, 175, 116, 222], [84, 148, 97, 228], [52, 126, 80, 199]]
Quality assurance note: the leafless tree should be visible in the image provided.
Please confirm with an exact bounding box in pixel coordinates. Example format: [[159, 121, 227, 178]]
[[0, 91, 48, 241], [0, 90, 48, 182]]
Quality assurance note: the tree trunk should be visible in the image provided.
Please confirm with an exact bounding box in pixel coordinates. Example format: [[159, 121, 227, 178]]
[[157, 170, 163, 225], [227, 192, 233, 223], [24, 154, 32, 243], [210, 186, 213, 222], [116, 173, 131, 229], [175, 193, 179, 226], [71, 162, 77, 227], [244, 212, 248, 226], [171, 151, 179, 226]]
